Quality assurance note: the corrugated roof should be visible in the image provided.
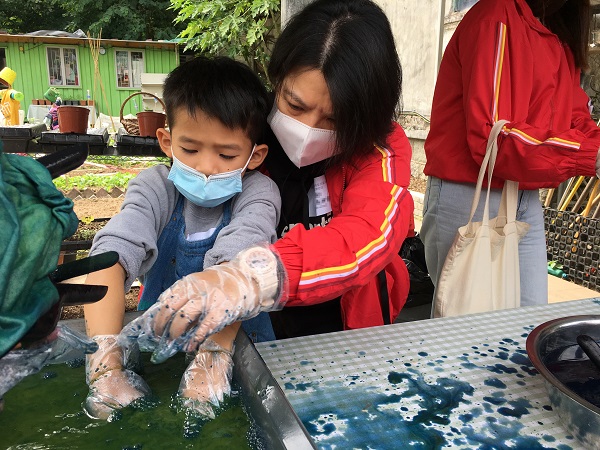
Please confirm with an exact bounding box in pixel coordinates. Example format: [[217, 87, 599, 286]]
[[24, 29, 87, 38]]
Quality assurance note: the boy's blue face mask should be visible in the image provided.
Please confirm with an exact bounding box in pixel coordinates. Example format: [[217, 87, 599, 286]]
[[167, 146, 255, 208]]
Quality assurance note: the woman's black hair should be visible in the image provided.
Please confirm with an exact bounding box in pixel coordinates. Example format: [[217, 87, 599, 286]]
[[268, 0, 403, 166], [526, 0, 590, 70], [163, 56, 269, 143]]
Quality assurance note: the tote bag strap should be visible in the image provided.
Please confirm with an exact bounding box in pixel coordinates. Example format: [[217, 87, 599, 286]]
[[496, 178, 520, 227], [466, 120, 510, 231]]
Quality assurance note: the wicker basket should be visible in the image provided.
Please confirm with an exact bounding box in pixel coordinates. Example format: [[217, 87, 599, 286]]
[[120, 92, 166, 136]]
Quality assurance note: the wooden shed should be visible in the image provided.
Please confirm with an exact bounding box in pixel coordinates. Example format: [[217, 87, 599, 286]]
[[0, 30, 179, 122]]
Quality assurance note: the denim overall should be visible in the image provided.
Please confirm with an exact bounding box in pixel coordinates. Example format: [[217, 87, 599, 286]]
[[138, 195, 275, 343]]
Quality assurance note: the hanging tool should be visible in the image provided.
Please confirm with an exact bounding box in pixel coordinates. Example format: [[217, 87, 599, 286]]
[[558, 176, 585, 211], [556, 177, 576, 211], [571, 177, 597, 214], [544, 188, 555, 208], [583, 178, 600, 217]]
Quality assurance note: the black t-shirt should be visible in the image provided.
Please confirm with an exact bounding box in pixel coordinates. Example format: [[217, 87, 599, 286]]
[[263, 126, 343, 339]]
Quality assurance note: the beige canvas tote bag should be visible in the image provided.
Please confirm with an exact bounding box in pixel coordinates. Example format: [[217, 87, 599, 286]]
[[433, 120, 530, 318]]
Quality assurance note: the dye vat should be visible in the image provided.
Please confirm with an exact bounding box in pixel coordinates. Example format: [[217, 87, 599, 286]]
[[0, 352, 261, 449], [0, 317, 315, 450]]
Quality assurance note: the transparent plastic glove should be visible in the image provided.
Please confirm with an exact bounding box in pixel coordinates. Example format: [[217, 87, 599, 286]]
[[0, 324, 98, 400], [119, 245, 287, 363], [178, 337, 234, 418], [84, 335, 151, 420]]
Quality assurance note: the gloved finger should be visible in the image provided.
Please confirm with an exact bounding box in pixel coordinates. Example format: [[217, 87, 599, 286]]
[[182, 311, 238, 354], [161, 294, 211, 342], [84, 369, 151, 420], [161, 268, 258, 349], [155, 304, 236, 359], [117, 303, 162, 353], [151, 316, 212, 364], [152, 272, 219, 336]]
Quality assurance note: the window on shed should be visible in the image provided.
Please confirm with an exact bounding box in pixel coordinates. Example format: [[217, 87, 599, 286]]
[[46, 47, 79, 86], [115, 50, 144, 88]]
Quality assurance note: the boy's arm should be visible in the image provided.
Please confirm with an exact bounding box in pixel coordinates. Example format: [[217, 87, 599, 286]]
[[83, 262, 127, 336], [204, 172, 281, 267], [209, 323, 240, 351]]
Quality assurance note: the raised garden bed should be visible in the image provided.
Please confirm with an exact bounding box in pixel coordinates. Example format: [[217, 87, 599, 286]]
[[60, 217, 110, 256]]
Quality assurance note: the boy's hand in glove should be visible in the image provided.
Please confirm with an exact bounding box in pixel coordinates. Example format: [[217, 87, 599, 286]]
[[84, 335, 151, 420], [178, 337, 234, 418]]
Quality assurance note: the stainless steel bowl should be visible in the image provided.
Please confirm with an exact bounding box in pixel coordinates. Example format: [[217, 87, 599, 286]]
[[526, 315, 600, 449]]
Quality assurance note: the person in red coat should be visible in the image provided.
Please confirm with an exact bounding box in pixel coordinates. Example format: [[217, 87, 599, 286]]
[[421, 0, 600, 308]]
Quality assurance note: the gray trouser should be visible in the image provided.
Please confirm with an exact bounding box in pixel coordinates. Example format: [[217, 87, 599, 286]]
[[420, 176, 548, 308]]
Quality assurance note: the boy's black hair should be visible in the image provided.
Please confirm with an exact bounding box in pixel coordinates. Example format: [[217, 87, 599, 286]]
[[163, 56, 269, 143], [268, 0, 402, 166]]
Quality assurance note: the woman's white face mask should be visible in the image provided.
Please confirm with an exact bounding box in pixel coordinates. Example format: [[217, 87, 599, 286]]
[[268, 105, 337, 168]]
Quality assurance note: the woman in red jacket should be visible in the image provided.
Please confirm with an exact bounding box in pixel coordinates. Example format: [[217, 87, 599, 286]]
[[421, 0, 600, 307], [122, 0, 414, 355]]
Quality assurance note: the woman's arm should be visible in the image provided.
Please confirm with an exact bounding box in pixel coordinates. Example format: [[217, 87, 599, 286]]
[[274, 126, 413, 305], [460, 19, 599, 185]]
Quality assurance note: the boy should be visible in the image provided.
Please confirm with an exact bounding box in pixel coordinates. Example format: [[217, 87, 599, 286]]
[[82, 56, 281, 420]]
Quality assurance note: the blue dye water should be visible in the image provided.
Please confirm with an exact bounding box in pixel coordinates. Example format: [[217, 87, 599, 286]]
[[0, 353, 261, 449]]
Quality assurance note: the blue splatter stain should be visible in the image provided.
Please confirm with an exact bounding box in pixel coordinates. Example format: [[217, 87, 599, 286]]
[[496, 351, 509, 360], [460, 416, 561, 449], [300, 360, 313, 366], [418, 351, 428, 357], [269, 343, 277, 348], [484, 377, 507, 389], [358, 351, 366, 356], [387, 372, 404, 384], [284, 381, 313, 392], [497, 398, 531, 418], [509, 352, 531, 366], [300, 371, 474, 448], [483, 391, 506, 406], [487, 364, 518, 375]]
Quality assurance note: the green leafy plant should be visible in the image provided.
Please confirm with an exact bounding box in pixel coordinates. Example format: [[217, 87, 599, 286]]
[[53, 172, 136, 191], [170, 0, 280, 84]]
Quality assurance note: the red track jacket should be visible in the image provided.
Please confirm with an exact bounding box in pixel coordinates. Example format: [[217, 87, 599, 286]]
[[271, 122, 414, 329], [424, 0, 600, 189]]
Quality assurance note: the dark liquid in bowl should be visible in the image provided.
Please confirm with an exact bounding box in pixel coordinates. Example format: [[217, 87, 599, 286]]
[[545, 343, 600, 408]]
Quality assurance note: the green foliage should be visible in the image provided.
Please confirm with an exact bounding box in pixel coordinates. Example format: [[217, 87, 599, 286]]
[[61, 0, 183, 40], [53, 172, 136, 192], [0, 0, 68, 34], [170, 0, 280, 83], [87, 155, 169, 168], [0, 0, 182, 40]]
